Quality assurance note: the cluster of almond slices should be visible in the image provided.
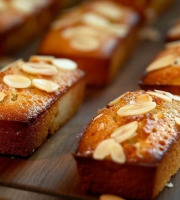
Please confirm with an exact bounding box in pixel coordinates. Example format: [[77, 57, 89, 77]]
[[2, 56, 77, 97], [54, 1, 129, 52], [0, 0, 46, 13], [146, 41, 180, 72], [93, 90, 180, 164]]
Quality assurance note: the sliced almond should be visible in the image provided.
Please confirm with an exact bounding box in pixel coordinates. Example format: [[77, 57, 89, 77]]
[[146, 55, 175, 73], [110, 142, 126, 164], [165, 40, 180, 49], [173, 95, 180, 101], [3, 75, 31, 89], [70, 35, 100, 51], [52, 59, 77, 70], [93, 139, 126, 164], [175, 117, 180, 125], [107, 24, 129, 37], [146, 91, 172, 103], [93, 139, 115, 160], [29, 55, 54, 63], [21, 62, 58, 76], [108, 92, 127, 106], [82, 12, 109, 29], [136, 94, 152, 104], [134, 142, 143, 157], [154, 90, 174, 99], [0, 92, 6, 101], [62, 27, 77, 38], [100, 194, 125, 200], [92, 1, 123, 20], [11, 0, 35, 13], [51, 9, 82, 30], [168, 25, 180, 37], [117, 102, 156, 116], [111, 121, 138, 143], [62, 26, 100, 38], [52, 16, 80, 30], [32, 79, 59, 93], [93, 113, 103, 121]]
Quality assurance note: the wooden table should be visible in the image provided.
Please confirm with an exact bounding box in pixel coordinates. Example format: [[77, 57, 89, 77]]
[[0, 1, 180, 199], [0, 186, 61, 200]]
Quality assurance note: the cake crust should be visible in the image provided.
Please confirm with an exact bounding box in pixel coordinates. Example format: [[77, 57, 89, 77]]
[[0, 56, 86, 156], [75, 90, 180, 199]]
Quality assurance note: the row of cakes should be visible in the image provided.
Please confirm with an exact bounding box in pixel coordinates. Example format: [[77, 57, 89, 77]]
[[0, 0, 99, 56], [70, 1, 180, 200], [0, 0, 179, 200], [0, 0, 175, 85]]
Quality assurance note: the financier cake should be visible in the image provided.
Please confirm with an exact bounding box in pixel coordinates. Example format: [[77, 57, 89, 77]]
[[75, 90, 180, 200], [0, 55, 86, 156], [0, 0, 61, 55], [140, 41, 180, 95], [39, 0, 142, 86]]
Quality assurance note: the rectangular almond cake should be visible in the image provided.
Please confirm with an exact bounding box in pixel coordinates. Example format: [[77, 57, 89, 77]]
[[0, 0, 61, 55], [75, 90, 180, 200], [140, 41, 180, 95], [38, 0, 142, 86], [0, 55, 86, 156]]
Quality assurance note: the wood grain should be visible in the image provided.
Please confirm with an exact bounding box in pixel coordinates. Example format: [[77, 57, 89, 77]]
[[0, 1, 180, 200], [0, 186, 61, 200]]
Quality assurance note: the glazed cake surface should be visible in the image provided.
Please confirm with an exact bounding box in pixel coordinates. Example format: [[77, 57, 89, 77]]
[[76, 90, 180, 199]]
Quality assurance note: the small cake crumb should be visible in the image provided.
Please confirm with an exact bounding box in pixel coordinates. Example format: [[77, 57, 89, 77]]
[[98, 123, 105, 131], [166, 182, 173, 188]]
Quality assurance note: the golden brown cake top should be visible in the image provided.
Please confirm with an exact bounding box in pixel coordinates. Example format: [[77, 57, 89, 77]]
[[39, 0, 140, 58], [141, 43, 180, 86], [77, 90, 180, 165], [0, 55, 84, 122], [0, 0, 52, 32]]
